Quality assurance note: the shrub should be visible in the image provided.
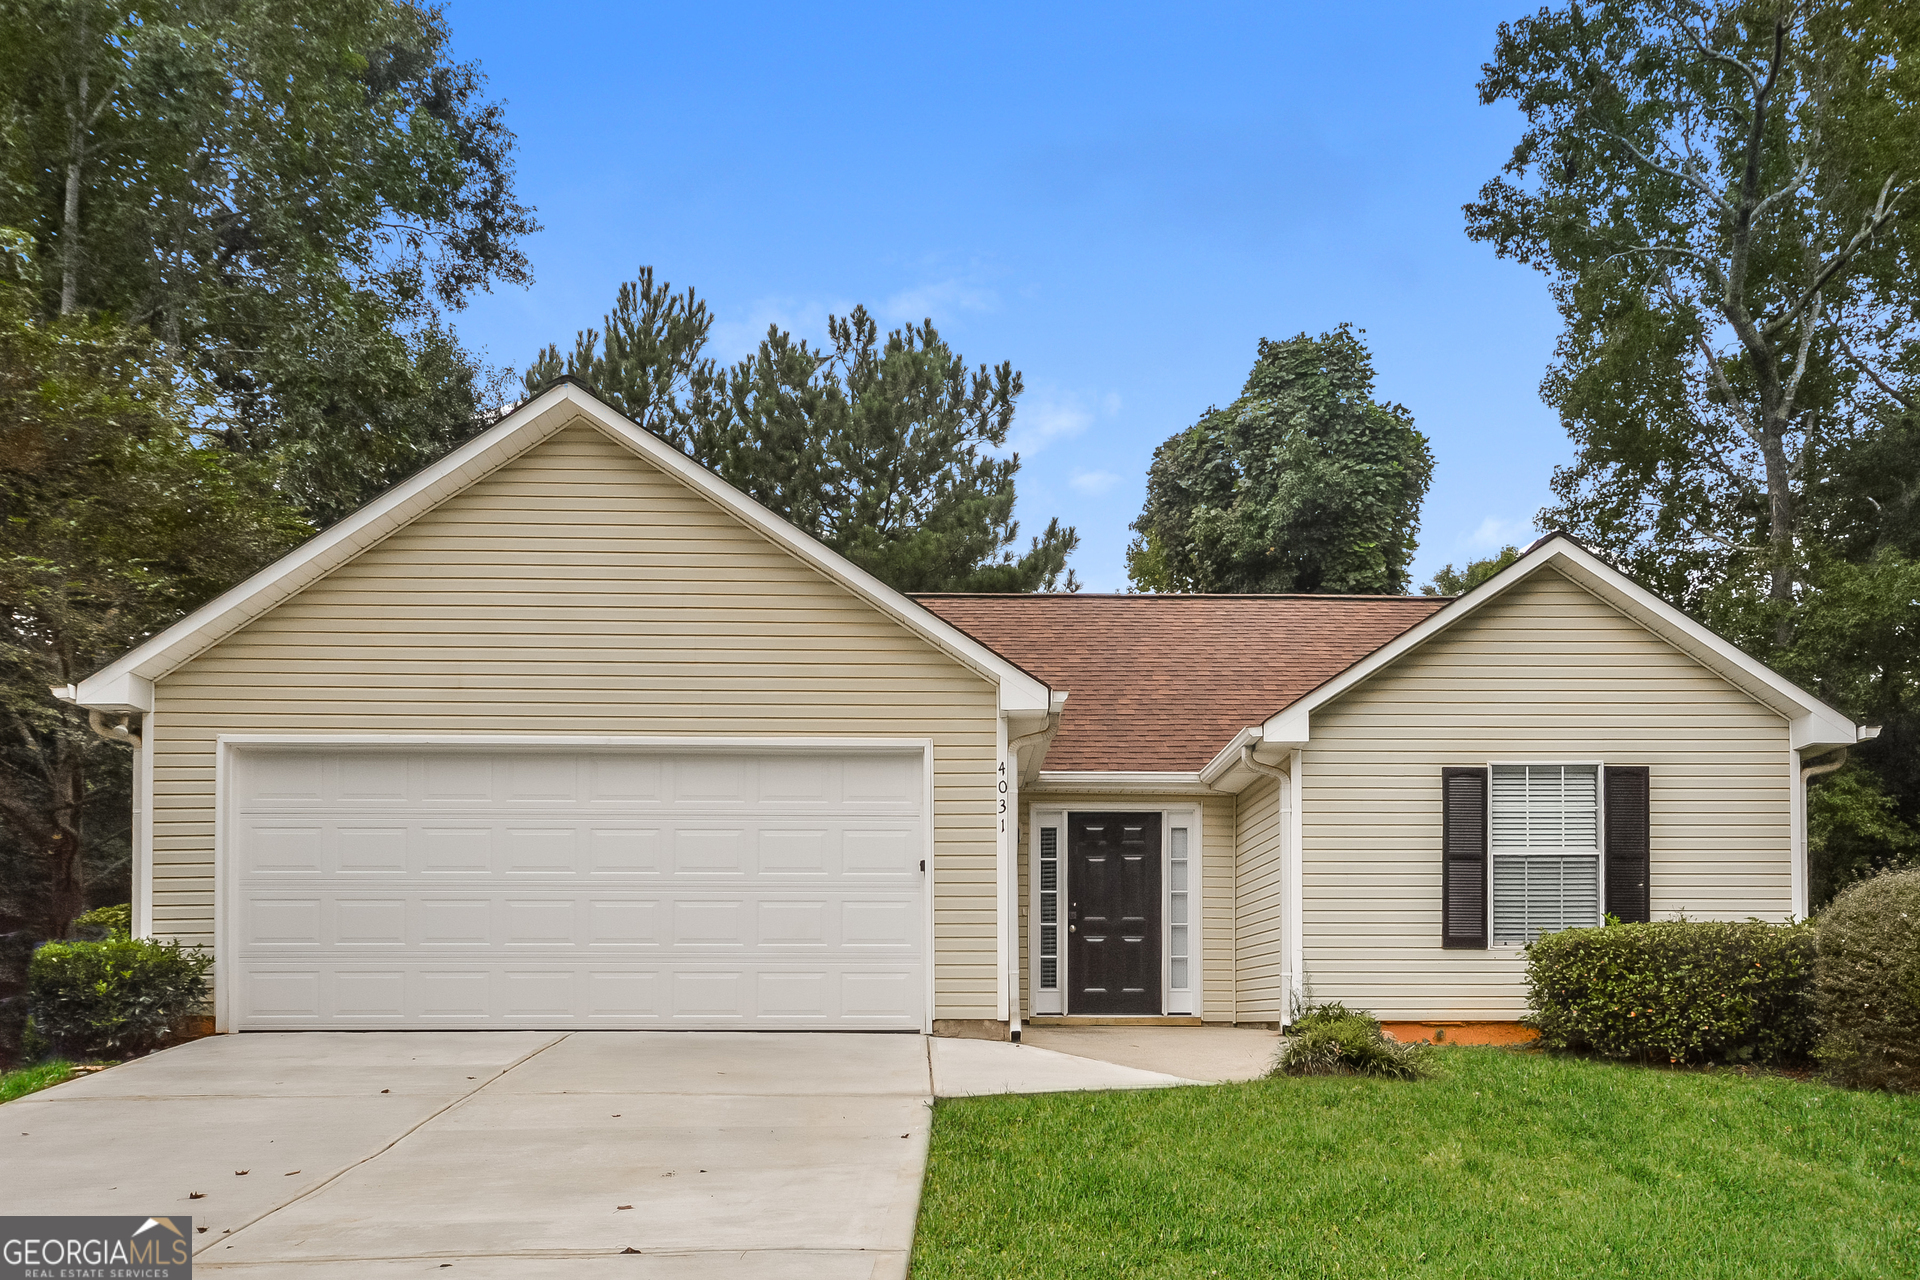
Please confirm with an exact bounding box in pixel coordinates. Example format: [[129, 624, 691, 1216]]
[[1525, 920, 1816, 1064], [1279, 1003, 1433, 1080], [71, 904, 132, 940], [1815, 868, 1920, 1092], [28, 937, 212, 1058]]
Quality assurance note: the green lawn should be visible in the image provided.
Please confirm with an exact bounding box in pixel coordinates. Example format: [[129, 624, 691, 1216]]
[[0, 1061, 73, 1104], [911, 1048, 1920, 1279]]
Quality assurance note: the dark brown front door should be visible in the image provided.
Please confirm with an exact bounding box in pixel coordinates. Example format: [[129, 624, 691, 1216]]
[[1067, 812, 1161, 1015]]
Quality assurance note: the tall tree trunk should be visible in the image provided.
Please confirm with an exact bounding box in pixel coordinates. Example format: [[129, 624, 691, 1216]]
[[1763, 423, 1796, 647], [60, 63, 87, 316], [44, 739, 87, 940]]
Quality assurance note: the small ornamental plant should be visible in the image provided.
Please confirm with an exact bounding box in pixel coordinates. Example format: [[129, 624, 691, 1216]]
[[28, 935, 213, 1058], [1815, 868, 1920, 1092], [1278, 1002, 1433, 1080], [71, 904, 132, 940], [1525, 919, 1816, 1065]]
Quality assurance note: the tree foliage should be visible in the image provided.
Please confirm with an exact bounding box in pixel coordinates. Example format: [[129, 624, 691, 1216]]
[[525, 270, 1079, 593], [1469, 0, 1920, 904], [1467, 0, 1920, 617], [0, 0, 535, 523], [1421, 544, 1523, 596], [1127, 325, 1433, 594], [0, 278, 305, 957]]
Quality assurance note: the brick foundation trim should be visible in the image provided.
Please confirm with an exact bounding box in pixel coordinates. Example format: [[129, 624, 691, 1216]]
[[1380, 1021, 1538, 1046]]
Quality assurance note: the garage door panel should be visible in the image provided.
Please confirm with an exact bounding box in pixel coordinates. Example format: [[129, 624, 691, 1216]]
[[238, 754, 921, 813], [231, 748, 926, 1030], [587, 898, 660, 945], [588, 827, 662, 874]]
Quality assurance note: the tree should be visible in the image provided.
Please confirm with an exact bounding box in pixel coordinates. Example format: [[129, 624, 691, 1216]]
[[1468, 1, 1920, 907], [1421, 544, 1523, 596], [0, 278, 306, 948], [522, 267, 727, 458], [1466, 0, 1920, 629], [0, 0, 536, 523], [1126, 325, 1433, 594], [525, 273, 1080, 593]]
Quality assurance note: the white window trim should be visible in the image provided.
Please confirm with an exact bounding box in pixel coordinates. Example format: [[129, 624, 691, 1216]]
[[211, 733, 937, 1035], [1026, 803, 1201, 1017], [1486, 759, 1606, 947]]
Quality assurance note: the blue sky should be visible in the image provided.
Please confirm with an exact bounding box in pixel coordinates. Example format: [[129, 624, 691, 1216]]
[[444, 1, 1568, 591]]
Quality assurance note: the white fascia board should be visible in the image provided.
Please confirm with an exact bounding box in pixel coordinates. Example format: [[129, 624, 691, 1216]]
[[1031, 770, 1214, 795], [76, 382, 1050, 714], [1197, 726, 1299, 794], [1260, 536, 1861, 751], [79, 673, 154, 714], [1197, 726, 1262, 787]]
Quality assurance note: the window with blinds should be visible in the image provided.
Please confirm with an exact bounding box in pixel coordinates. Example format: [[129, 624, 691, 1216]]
[[1490, 764, 1600, 944]]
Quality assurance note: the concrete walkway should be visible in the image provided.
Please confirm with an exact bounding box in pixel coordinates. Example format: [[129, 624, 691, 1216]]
[[0, 1029, 1226, 1279], [1020, 1025, 1280, 1082]]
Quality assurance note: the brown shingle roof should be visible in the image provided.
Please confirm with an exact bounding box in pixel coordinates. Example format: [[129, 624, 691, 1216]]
[[913, 593, 1450, 772]]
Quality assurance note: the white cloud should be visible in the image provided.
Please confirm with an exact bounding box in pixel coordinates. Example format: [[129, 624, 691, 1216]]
[[1006, 387, 1123, 457], [708, 295, 852, 364], [1069, 469, 1122, 495], [1465, 515, 1529, 551], [877, 279, 998, 323]]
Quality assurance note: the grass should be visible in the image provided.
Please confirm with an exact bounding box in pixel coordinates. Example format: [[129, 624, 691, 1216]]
[[0, 1060, 73, 1104], [910, 1048, 1920, 1279]]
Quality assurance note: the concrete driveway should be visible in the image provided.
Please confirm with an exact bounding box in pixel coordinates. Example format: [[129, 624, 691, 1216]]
[[0, 1029, 1222, 1278], [2, 1032, 933, 1278]]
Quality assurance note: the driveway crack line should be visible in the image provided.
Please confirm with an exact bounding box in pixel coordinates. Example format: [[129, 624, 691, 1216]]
[[196, 1033, 572, 1258]]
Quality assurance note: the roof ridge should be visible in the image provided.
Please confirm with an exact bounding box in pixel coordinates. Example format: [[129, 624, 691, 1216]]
[[909, 592, 1447, 601]]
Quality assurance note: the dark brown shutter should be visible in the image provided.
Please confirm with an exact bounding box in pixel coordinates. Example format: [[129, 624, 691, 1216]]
[[1604, 766, 1651, 923], [1442, 767, 1488, 948]]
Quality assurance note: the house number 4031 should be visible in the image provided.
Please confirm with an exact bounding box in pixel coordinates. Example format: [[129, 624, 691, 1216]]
[[998, 759, 1009, 833]]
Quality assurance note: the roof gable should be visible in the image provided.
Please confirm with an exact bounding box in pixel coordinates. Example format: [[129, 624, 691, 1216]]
[[75, 383, 1050, 715], [1216, 533, 1862, 781]]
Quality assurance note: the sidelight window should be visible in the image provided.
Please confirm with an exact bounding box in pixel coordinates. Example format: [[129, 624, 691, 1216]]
[[1168, 825, 1192, 1012]]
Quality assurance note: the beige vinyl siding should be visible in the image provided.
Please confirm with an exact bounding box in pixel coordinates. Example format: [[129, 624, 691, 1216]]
[[1300, 567, 1793, 1020], [147, 419, 1002, 1018], [1017, 790, 1236, 1021], [1233, 774, 1288, 1022]]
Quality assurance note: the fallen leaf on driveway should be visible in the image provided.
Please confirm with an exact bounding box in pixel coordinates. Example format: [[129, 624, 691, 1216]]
[[616, 1205, 632, 1210], [234, 1170, 249, 1176], [196, 1228, 207, 1234], [621, 1248, 641, 1254], [283, 1171, 300, 1176], [188, 1193, 205, 1200]]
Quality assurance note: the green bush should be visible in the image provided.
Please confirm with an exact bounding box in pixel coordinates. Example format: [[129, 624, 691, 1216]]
[[71, 904, 132, 940], [1278, 1003, 1433, 1080], [1525, 920, 1816, 1064], [28, 937, 212, 1058], [1815, 868, 1920, 1092]]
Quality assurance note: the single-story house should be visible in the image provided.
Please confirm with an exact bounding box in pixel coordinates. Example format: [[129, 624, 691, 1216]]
[[71, 380, 1869, 1039]]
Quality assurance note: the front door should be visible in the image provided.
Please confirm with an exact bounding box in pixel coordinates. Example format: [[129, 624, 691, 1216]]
[[1067, 812, 1162, 1015]]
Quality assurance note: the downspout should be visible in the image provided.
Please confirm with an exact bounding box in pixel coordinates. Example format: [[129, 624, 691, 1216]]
[[1797, 729, 1877, 917], [1800, 747, 1849, 787], [87, 708, 142, 749], [50, 684, 143, 749], [1004, 705, 1064, 1045]]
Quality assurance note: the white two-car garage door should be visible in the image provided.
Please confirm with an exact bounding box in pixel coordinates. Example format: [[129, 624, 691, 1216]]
[[227, 746, 927, 1031]]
